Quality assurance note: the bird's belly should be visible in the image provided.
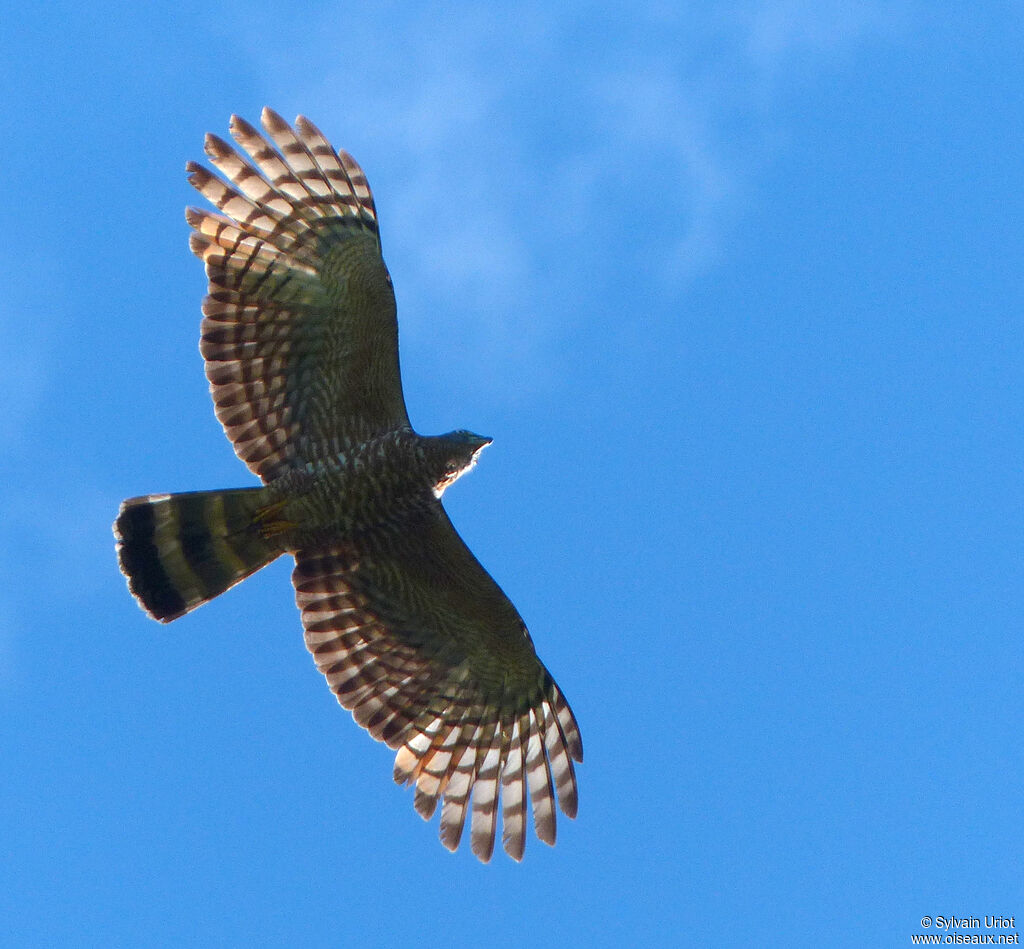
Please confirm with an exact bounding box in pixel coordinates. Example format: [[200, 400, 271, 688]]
[[265, 455, 428, 550]]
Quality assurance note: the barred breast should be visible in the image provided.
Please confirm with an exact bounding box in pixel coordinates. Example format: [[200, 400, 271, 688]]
[[269, 429, 431, 548]]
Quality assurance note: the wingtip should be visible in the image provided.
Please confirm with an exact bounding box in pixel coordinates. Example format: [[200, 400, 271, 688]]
[[471, 838, 495, 864], [294, 114, 324, 140], [203, 132, 232, 160], [189, 232, 212, 258], [502, 836, 526, 862], [571, 735, 584, 763], [260, 105, 287, 133], [413, 785, 441, 820], [439, 822, 463, 853], [228, 112, 258, 140]]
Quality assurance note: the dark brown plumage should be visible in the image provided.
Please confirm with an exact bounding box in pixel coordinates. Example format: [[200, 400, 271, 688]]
[[114, 109, 581, 862]]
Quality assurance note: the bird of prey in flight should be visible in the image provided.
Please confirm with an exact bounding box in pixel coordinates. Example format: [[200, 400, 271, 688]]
[[114, 109, 582, 862]]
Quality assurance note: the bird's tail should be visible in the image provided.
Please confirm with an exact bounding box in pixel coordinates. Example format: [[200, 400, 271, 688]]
[[114, 487, 284, 623]]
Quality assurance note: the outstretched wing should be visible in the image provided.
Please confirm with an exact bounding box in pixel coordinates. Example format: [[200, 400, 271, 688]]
[[292, 503, 583, 862], [187, 108, 409, 482]]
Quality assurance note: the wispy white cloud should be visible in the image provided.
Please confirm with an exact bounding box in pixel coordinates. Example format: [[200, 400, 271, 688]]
[[0, 303, 48, 450], [215, 0, 911, 395], [0, 349, 46, 450], [737, 0, 911, 67]]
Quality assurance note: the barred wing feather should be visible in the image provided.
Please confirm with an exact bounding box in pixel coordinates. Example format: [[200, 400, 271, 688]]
[[187, 108, 409, 482], [291, 503, 583, 862]]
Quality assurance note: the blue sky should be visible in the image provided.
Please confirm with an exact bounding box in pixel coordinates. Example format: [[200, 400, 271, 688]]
[[1, 2, 1021, 946]]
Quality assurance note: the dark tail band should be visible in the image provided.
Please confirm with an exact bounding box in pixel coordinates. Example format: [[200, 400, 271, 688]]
[[114, 487, 282, 622]]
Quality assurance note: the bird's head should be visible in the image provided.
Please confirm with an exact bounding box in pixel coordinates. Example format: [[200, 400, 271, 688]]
[[429, 430, 492, 496]]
